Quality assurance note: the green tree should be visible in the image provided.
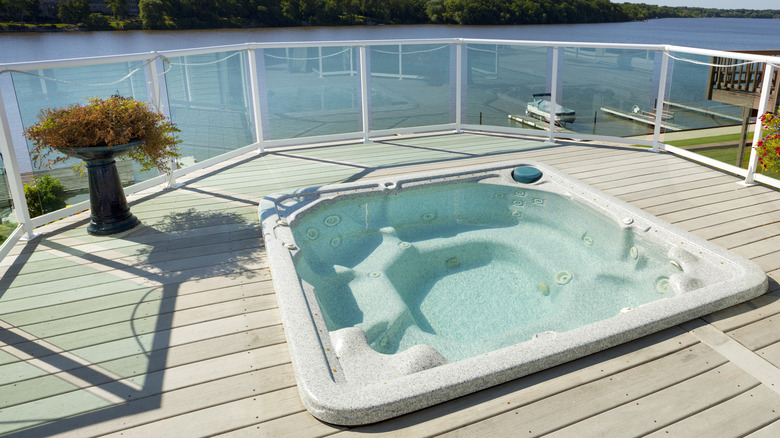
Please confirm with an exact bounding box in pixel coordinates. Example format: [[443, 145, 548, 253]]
[[1, 0, 39, 23], [425, 0, 446, 23], [107, 0, 128, 18], [85, 12, 112, 29], [139, 0, 168, 29], [58, 0, 90, 25]]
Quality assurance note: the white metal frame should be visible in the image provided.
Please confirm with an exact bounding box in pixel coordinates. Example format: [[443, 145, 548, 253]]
[[1, 38, 778, 261]]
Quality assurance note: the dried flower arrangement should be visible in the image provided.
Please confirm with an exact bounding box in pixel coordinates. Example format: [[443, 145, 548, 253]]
[[23, 95, 180, 173]]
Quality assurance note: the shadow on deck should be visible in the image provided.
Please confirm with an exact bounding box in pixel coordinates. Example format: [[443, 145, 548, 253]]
[[3, 132, 780, 436]]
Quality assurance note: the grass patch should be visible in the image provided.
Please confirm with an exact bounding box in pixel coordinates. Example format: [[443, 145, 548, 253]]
[[0, 221, 18, 245], [692, 146, 751, 168], [666, 132, 751, 147]]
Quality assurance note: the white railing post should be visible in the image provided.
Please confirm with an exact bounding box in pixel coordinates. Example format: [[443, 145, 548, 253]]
[[744, 62, 776, 186], [456, 43, 463, 133], [359, 45, 371, 143], [247, 48, 266, 154], [145, 54, 177, 188], [0, 88, 37, 240], [548, 47, 560, 143], [652, 50, 670, 152]]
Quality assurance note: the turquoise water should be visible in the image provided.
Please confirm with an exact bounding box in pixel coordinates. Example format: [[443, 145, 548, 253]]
[[292, 182, 679, 362]]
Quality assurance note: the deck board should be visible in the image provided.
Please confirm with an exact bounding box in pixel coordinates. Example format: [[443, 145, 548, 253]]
[[3, 132, 780, 437], [439, 344, 734, 438], [644, 384, 780, 437]]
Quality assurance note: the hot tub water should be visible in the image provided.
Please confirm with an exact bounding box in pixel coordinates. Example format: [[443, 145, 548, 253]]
[[292, 181, 681, 362]]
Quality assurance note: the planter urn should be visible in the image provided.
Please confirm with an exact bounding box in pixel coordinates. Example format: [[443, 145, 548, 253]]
[[61, 142, 140, 235]]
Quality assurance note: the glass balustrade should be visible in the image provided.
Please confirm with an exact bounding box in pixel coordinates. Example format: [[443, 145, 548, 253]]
[[0, 40, 777, 229], [369, 43, 452, 130], [0, 153, 15, 241], [464, 44, 548, 131], [664, 52, 750, 168], [558, 47, 659, 139], [261, 46, 361, 140], [165, 50, 254, 168]]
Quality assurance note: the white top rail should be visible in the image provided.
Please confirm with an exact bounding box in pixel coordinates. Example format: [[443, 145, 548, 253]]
[[2, 38, 779, 73]]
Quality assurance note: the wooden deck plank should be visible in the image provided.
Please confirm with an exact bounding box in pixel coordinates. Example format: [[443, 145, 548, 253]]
[[1, 278, 269, 327], [726, 316, 780, 351], [596, 168, 732, 199], [0, 269, 270, 320], [644, 384, 780, 437], [98, 387, 306, 438], [233, 411, 344, 438], [0, 309, 282, 385], [38, 342, 290, 437], [0, 387, 112, 435], [732, 235, 780, 260], [1, 237, 264, 289], [640, 184, 774, 218], [545, 363, 762, 437], [654, 190, 780, 225], [6, 292, 275, 345], [1, 322, 284, 411], [747, 419, 780, 438], [616, 174, 738, 203], [591, 161, 714, 190], [46, 364, 297, 438], [711, 223, 780, 253], [672, 199, 780, 233], [435, 345, 732, 437], [0, 247, 267, 300], [756, 341, 780, 369], [629, 180, 747, 210]]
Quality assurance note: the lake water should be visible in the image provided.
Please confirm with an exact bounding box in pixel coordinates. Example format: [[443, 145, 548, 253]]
[[1, 17, 780, 63]]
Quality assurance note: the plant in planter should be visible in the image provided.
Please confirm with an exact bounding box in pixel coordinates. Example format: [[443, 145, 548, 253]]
[[23, 95, 180, 235], [756, 112, 780, 174], [24, 174, 68, 218]]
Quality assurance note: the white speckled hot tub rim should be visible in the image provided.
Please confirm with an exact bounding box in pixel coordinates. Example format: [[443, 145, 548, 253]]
[[258, 160, 768, 425]]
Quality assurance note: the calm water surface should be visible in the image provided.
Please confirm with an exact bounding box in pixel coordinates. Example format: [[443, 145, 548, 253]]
[[1, 17, 779, 63]]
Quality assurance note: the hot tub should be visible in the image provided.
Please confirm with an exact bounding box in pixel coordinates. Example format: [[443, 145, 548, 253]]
[[259, 160, 767, 425]]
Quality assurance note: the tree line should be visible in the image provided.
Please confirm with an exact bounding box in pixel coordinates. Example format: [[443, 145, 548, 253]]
[[1, 0, 779, 30]]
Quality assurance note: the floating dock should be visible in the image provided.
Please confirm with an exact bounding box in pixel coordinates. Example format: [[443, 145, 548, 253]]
[[665, 101, 743, 122], [599, 107, 684, 131], [508, 114, 570, 131]]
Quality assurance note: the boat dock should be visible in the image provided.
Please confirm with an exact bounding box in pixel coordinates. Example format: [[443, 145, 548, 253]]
[[600, 106, 684, 131], [666, 101, 744, 122]]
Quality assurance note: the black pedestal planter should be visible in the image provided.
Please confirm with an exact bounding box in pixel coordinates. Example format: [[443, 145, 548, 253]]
[[63, 143, 140, 235]]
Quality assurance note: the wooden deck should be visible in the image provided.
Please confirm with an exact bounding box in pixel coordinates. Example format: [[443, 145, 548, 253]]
[[2, 132, 780, 437]]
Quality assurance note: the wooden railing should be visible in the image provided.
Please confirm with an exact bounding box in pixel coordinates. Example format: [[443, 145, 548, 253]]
[[708, 50, 780, 110]]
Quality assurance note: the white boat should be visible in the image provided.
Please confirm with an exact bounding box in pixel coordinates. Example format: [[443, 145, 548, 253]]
[[526, 93, 576, 124]]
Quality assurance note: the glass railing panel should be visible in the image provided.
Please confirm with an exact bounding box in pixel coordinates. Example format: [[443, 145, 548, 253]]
[[559, 47, 659, 139], [11, 61, 150, 216], [369, 43, 452, 130], [0, 154, 16, 242], [663, 52, 750, 168], [465, 44, 549, 131], [262, 46, 360, 140], [165, 50, 254, 167]]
